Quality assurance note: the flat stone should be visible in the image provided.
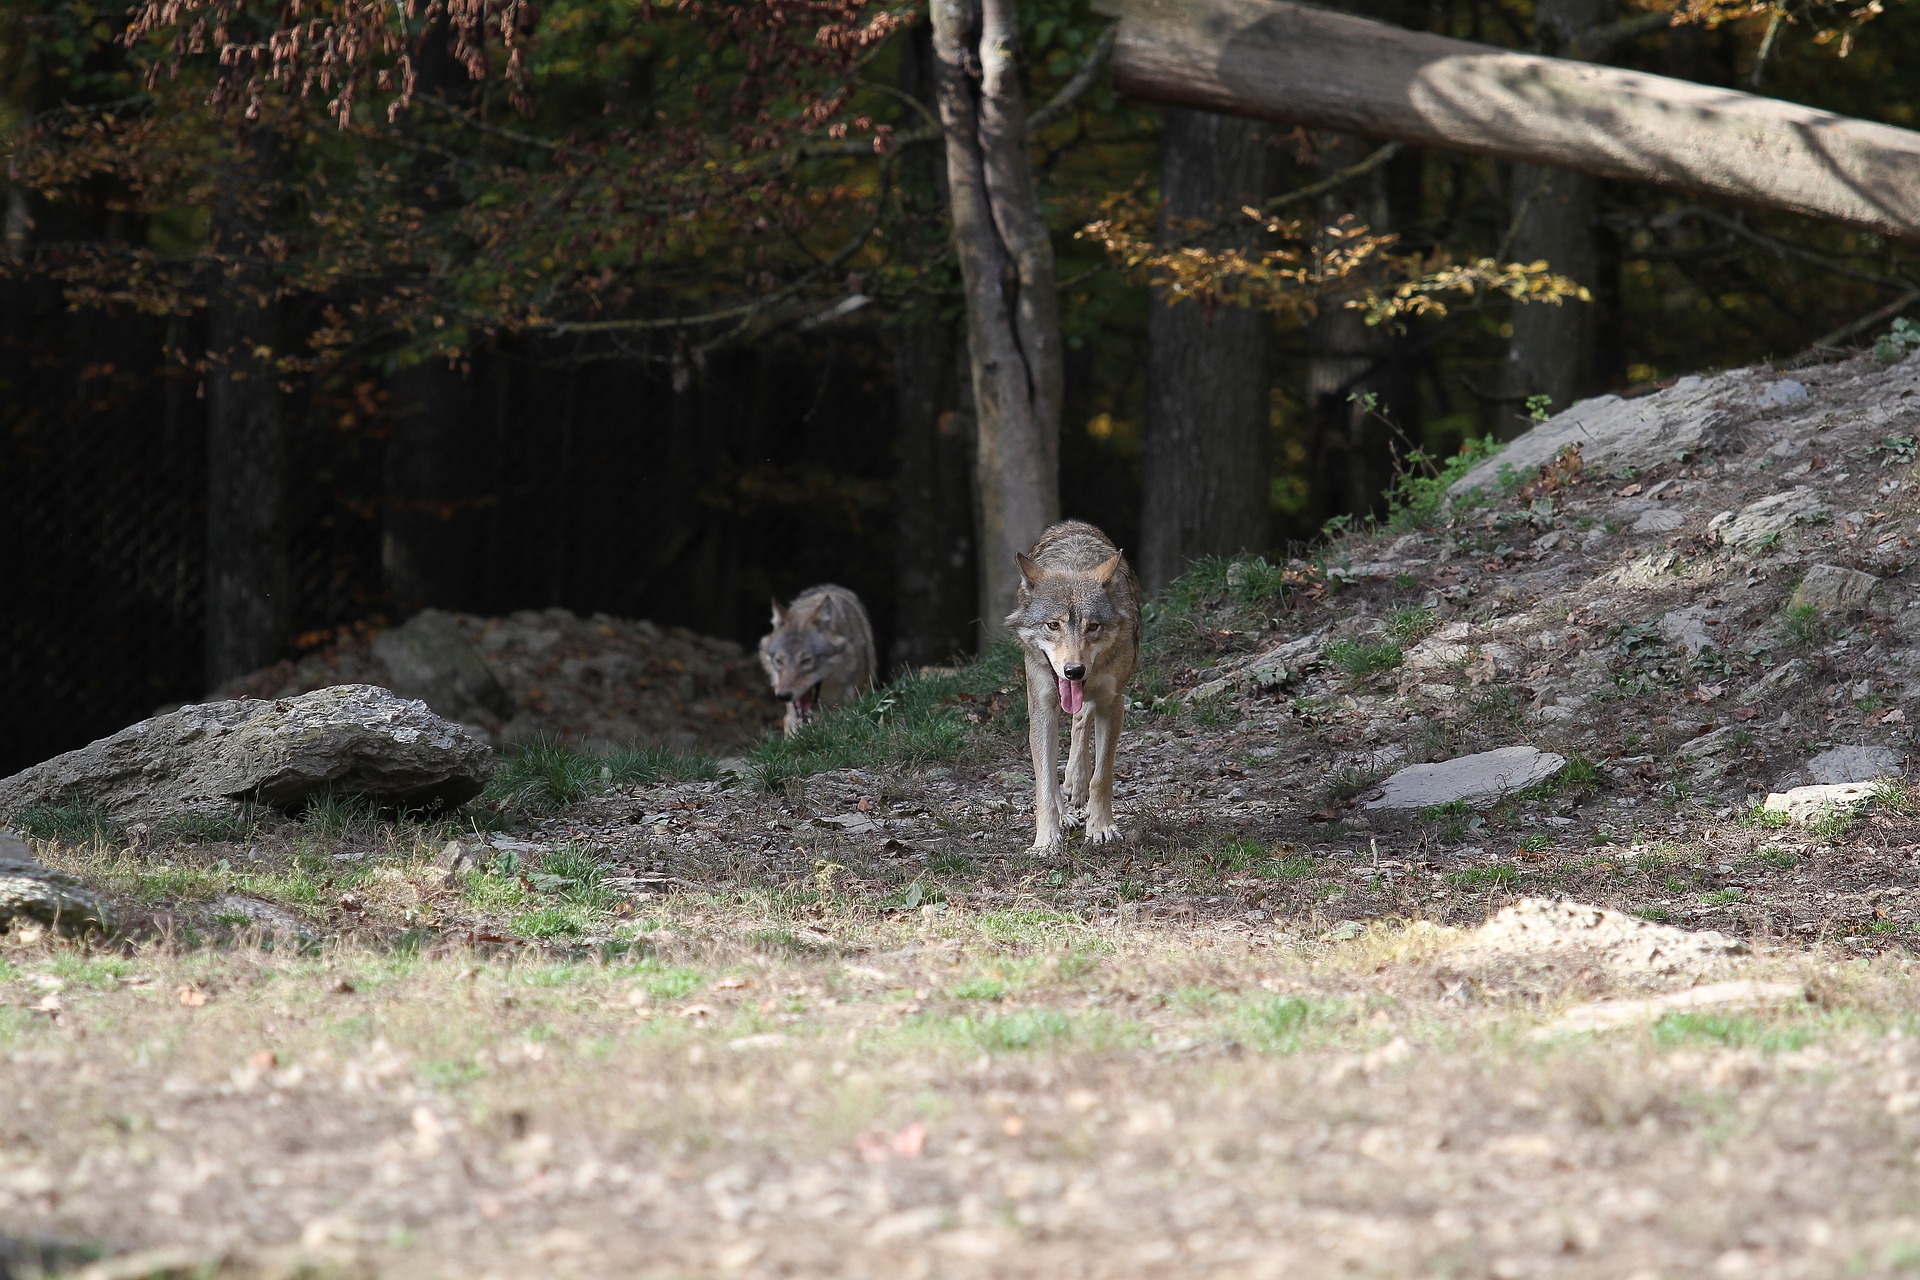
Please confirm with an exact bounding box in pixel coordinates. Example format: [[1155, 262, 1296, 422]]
[[1764, 782, 1878, 825], [0, 831, 113, 936], [1709, 486, 1829, 549], [1632, 507, 1687, 534], [1791, 564, 1881, 613], [207, 893, 316, 942], [1365, 746, 1566, 810], [1805, 745, 1905, 785], [1755, 379, 1810, 408], [1738, 658, 1810, 705], [0, 685, 493, 822], [1658, 606, 1717, 656], [1449, 371, 1750, 498]]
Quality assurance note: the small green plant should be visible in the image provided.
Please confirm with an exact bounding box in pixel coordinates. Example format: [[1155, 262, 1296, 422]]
[[1423, 800, 1486, 846], [1236, 996, 1339, 1053], [1701, 887, 1743, 907], [1387, 605, 1436, 645], [487, 740, 602, 813], [1524, 393, 1554, 423], [1517, 833, 1552, 854], [603, 744, 718, 786], [1873, 316, 1920, 364], [1259, 855, 1319, 880], [1744, 801, 1793, 830], [1325, 637, 1403, 680], [950, 978, 1010, 1002], [1757, 845, 1797, 869], [1325, 765, 1385, 804], [1383, 435, 1504, 530], [1635, 905, 1676, 924], [1448, 864, 1519, 889], [1780, 602, 1825, 650]]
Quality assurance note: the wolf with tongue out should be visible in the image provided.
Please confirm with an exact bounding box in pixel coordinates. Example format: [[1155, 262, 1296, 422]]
[[1006, 520, 1142, 854]]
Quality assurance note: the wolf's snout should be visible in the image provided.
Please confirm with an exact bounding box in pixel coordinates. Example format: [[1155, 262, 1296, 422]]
[[1062, 663, 1087, 681], [775, 691, 794, 701]]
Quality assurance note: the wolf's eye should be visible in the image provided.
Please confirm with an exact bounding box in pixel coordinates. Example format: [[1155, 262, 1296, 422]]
[[1046, 620, 1061, 631], [1085, 621, 1101, 634]]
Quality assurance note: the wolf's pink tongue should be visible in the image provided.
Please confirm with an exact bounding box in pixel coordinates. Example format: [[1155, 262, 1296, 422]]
[[1058, 678, 1084, 715]]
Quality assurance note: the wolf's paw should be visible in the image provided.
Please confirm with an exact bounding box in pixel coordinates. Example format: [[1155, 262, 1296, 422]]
[[1060, 806, 1088, 830], [1085, 823, 1127, 847], [1028, 835, 1064, 855]]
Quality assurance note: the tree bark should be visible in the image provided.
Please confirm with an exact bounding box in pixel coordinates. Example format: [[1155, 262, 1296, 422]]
[[204, 132, 290, 689], [931, 0, 1063, 645], [382, 28, 490, 613], [1500, 0, 1607, 429], [1097, 0, 1920, 242], [891, 20, 979, 669], [1140, 108, 1273, 593], [1302, 133, 1410, 526], [892, 317, 979, 667]]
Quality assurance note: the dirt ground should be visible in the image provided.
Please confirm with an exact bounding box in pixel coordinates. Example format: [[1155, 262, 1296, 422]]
[[8, 347, 1920, 1277]]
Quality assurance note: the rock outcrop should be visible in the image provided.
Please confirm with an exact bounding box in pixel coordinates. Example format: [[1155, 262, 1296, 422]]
[[0, 832, 112, 935], [0, 685, 491, 821]]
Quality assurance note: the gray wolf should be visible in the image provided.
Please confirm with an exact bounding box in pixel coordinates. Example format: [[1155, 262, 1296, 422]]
[[760, 584, 876, 736], [1005, 521, 1141, 852]]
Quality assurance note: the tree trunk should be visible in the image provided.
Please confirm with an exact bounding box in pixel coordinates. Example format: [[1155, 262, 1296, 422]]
[[1500, 0, 1607, 429], [1098, 0, 1920, 242], [931, 0, 1063, 645], [382, 28, 490, 613], [1139, 108, 1274, 594], [204, 133, 290, 689], [891, 20, 979, 668], [892, 316, 979, 667], [1303, 134, 1418, 525]]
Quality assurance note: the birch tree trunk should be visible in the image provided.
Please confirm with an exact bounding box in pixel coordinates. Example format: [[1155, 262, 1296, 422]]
[[931, 0, 1063, 644], [1140, 108, 1273, 593], [204, 132, 290, 689]]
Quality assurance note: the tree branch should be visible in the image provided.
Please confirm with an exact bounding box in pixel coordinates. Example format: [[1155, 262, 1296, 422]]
[[1259, 141, 1402, 217], [1568, 10, 1672, 57], [1029, 25, 1118, 133]]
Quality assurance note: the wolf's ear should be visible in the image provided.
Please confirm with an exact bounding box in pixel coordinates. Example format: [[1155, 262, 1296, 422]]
[[1015, 552, 1043, 588], [1093, 551, 1124, 585], [770, 598, 787, 627]]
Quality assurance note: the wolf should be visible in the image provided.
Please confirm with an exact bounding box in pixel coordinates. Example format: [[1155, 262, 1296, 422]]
[[759, 584, 876, 736], [1005, 521, 1141, 853]]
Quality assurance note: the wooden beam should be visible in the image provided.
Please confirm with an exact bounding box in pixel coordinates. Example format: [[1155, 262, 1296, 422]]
[[1097, 0, 1920, 241]]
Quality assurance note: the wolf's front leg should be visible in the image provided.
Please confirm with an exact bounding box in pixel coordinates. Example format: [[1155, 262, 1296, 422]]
[[1085, 696, 1127, 847], [1061, 708, 1092, 828], [1025, 658, 1064, 853]]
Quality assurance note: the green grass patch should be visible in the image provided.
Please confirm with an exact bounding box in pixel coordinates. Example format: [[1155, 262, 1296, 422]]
[[1259, 856, 1320, 880], [1324, 637, 1403, 680], [747, 643, 1023, 791], [1700, 887, 1743, 907], [1234, 996, 1345, 1053], [1387, 606, 1437, 645], [949, 977, 1010, 1002], [1650, 1013, 1815, 1053], [1448, 865, 1520, 889], [10, 802, 124, 846]]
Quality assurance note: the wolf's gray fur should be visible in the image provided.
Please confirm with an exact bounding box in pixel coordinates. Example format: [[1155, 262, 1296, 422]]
[[1005, 520, 1141, 852], [759, 584, 876, 737]]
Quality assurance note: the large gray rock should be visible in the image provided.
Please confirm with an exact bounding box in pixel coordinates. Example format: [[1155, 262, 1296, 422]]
[[1449, 370, 1750, 497], [0, 685, 491, 821], [1708, 486, 1830, 549], [0, 832, 113, 935], [1366, 746, 1567, 810], [371, 609, 513, 728], [1791, 564, 1881, 613], [1806, 745, 1904, 785]]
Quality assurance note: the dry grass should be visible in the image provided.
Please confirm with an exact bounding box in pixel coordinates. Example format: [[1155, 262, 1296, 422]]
[[5, 902, 1920, 1279]]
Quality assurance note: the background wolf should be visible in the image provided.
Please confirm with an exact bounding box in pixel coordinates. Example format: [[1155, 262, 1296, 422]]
[[1006, 521, 1141, 853], [759, 585, 876, 736]]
